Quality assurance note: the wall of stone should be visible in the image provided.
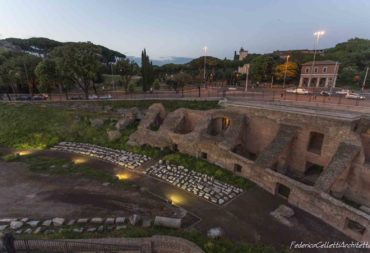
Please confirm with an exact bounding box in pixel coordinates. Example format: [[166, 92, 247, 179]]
[[129, 103, 370, 242]]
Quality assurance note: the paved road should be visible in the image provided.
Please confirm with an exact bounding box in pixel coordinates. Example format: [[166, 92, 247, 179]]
[[37, 150, 362, 253]]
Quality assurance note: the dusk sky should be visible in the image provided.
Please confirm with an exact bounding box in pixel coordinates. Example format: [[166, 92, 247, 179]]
[[1, 0, 370, 59]]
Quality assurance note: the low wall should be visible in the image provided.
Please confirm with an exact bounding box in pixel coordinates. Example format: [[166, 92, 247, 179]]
[[0, 236, 204, 253]]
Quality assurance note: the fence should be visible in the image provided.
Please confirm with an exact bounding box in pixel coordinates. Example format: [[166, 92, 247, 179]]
[[1, 87, 370, 107], [224, 90, 370, 107], [0, 239, 143, 253]]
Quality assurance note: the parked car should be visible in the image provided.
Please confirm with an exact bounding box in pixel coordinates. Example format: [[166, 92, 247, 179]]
[[286, 88, 311, 95], [32, 94, 48, 100], [285, 88, 296, 93], [88, 94, 98, 100], [99, 94, 112, 100], [336, 89, 351, 95], [320, 90, 332, 96], [345, 93, 366, 100], [15, 94, 32, 101]]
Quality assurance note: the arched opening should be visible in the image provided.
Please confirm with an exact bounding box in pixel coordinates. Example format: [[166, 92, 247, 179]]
[[207, 117, 231, 136], [174, 116, 195, 134]]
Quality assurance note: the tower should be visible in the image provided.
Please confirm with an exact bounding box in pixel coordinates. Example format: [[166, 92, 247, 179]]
[[239, 47, 248, 61]]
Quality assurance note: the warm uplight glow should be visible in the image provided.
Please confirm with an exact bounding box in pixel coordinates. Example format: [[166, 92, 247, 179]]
[[73, 157, 88, 164], [168, 194, 186, 205], [116, 173, 130, 180], [17, 150, 34, 156]]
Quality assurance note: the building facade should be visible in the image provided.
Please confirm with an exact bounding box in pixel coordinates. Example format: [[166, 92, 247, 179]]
[[299, 60, 339, 88], [238, 64, 250, 74]]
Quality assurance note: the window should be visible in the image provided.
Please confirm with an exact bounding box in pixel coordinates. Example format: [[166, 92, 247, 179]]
[[314, 67, 318, 73], [345, 218, 366, 235], [200, 152, 207, 160], [305, 162, 323, 176], [305, 67, 310, 73], [307, 132, 324, 154], [234, 164, 242, 173], [276, 183, 291, 198], [323, 67, 327, 73]]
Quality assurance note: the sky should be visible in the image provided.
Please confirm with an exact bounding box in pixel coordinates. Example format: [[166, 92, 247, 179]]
[[1, 0, 370, 59]]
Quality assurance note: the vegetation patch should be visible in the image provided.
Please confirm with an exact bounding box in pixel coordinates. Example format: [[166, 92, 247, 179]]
[[66, 100, 220, 111], [17, 226, 283, 253], [162, 153, 254, 190], [0, 103, 163, 157], [12, 155, 132, 188]]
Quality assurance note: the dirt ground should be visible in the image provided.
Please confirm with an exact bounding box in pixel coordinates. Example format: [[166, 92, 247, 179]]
[[0, 160, 175, 219]]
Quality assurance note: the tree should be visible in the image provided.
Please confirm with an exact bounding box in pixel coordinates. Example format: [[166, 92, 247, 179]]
[[0, 57, 22, 94], [115, 58, 138, 91], [274, 62, 299, 82], [167, 72, 192, 92], [338, 66, 361, 87], [141, 49, 154, 92], [17, 54, 41, 94], [153, 79, 161, 90], [250, 55, 275, 83], [34, 59, 58, 95], [50, 42, 102, 99]]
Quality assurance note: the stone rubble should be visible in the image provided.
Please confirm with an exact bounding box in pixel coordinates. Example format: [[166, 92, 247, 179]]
[[145, 161, 243, 205], [51, 142, 150, 169], [270, 204, 295, 227], [0, 215, 156, 235]]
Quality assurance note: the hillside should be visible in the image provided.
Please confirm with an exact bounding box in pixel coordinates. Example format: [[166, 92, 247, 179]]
[[0, 37, 126, 62]]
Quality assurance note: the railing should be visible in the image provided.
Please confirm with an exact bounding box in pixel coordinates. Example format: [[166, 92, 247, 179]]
[[0, 239, 143, 253], [224, 90, 370, 108], [1, 87, 370, 108]]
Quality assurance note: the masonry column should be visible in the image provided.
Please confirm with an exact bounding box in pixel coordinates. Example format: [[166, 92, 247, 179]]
[[299, 77, 303, 87], [325, 77, 329, 88], [316, 77, 320, 88]]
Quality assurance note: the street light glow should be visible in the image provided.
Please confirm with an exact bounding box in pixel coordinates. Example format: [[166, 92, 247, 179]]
[[203, 46, 208, 52], [314, 30, 325, 38]]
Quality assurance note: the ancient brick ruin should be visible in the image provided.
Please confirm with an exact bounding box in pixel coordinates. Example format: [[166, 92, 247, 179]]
[[129, 102, 370, 241]]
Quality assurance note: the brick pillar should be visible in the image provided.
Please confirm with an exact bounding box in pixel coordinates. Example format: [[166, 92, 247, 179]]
[[316, 77, 320, 88], [325, 77, 329, 88]]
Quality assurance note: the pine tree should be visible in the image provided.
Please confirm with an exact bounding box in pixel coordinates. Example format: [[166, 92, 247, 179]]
[[141, 49, 154, 92]]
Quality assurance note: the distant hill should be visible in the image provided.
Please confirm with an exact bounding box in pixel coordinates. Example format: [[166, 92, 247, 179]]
[[128, 56, 193, 66], [0, 37, 126, 62]]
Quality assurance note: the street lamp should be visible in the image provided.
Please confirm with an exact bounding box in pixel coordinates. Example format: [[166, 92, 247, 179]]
[[203, 46, 208, 88], [309, 30, 325, 87], [283, 55, 290, 88]]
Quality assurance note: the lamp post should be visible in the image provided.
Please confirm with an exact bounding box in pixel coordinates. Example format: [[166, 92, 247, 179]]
[[309, 30, 325, 87], [244, 64, 249, 92], [283, 55, 290, 89], [362, 67, 369, 92], [203, 46, 207, 88]]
